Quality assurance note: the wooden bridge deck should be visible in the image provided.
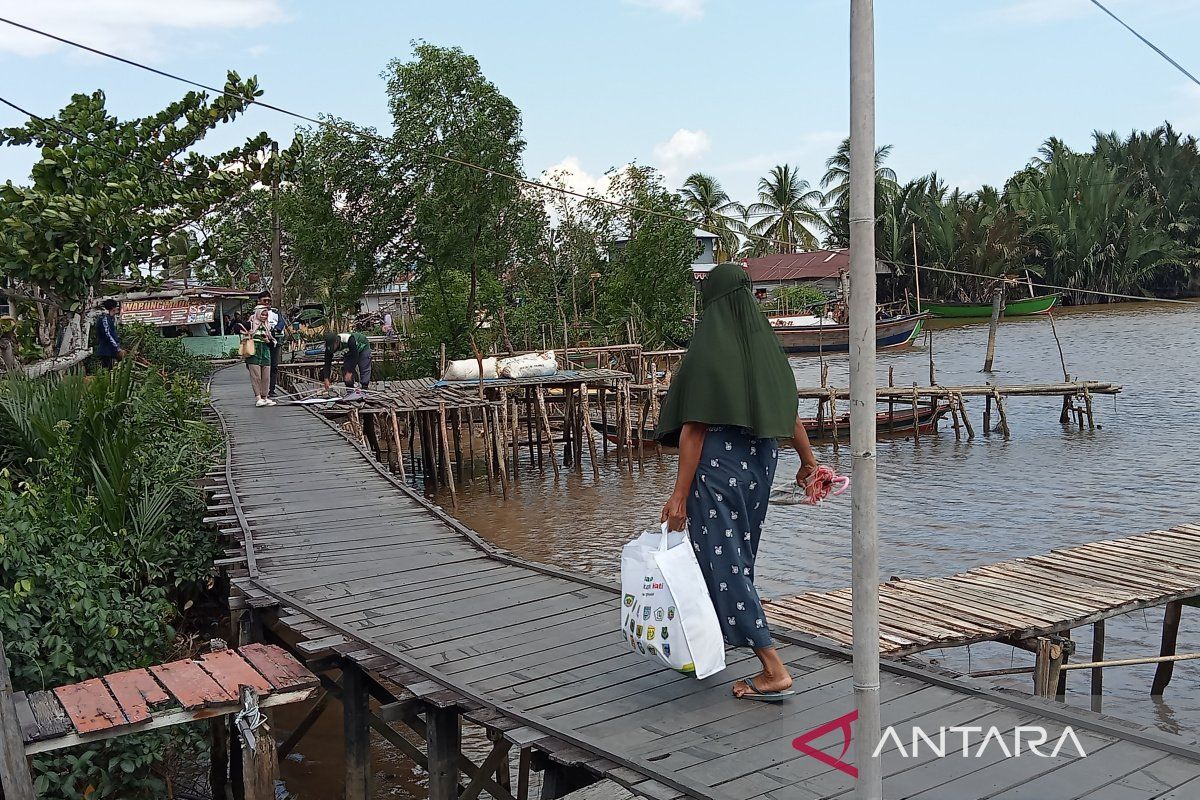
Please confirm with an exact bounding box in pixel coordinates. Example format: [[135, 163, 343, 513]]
[[765, 525, 1200, 656], [210, 366, 1200, 800]]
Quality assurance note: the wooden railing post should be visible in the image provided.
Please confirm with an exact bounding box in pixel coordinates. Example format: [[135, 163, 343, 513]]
[[426, 706, 461, 800], [343, 665, 371, 800], [0, 632, 36, 800], [1152, 600, 1184, 695]]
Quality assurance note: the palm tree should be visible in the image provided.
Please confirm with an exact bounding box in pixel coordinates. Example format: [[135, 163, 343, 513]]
[[679, 172, 746, 261], [821, 137, 900, 247], [747, 165, 826, 253]]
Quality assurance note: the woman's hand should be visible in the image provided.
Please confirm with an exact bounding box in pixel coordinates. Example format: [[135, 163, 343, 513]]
[[660, 492, 688, 532], [796, 462, 818, 488]]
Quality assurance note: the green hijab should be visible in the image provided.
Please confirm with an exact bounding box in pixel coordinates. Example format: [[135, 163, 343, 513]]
[[654, 263, 798, 447]]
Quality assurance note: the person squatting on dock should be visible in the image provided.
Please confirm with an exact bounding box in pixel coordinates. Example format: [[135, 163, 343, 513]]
[[321, 331, 373, 395], [656, 263, 818, 701]]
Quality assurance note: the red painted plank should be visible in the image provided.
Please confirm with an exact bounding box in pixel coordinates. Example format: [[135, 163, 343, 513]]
[[198, 650, 273, 697], [238, 643, 318, 691], [149, 659, 237, 709], [103, 669, 171, 725], [53, 679, 128, 735]]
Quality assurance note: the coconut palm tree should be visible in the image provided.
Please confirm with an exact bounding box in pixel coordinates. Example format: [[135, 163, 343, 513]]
[[679, 172, 746, 261], [821, 137, 900, 247], [746, 165, 826, 253]]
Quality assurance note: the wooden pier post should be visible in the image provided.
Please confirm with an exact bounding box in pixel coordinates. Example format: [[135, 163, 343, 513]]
[[511, 395, 521, 480], [237, 686, 279, 800], [389, 410, 406, 482], [949, 395, 962, 440], [599, 387, 610, 457], [983, 283, 1003, 372], [828, 388, 839, 452], [580, 385, 600, 480], [438, 403, 459, 509], [1033, 637, 1064, 698], [984, 392, 992, 434], [536, 388, 560, 479], [343, 665, 371, 800], [993, 388, 1011, 438], [492, 404, 509, 498], [1091, 620, 1105, 712], [1152, 600, 1184, 695], [427, 707, 462, 800], [1083, 386, 1095, 430], [956, 393, 975, 440], [910, 386, 920, 444]]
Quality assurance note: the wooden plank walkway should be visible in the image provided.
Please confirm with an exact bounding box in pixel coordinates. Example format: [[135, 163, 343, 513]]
[[765, 525, 1200, 656], [210, 366, 1200, 800], [14, 644, 317, 755]]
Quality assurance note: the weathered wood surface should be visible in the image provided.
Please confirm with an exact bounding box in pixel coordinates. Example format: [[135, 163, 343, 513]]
[[16, 646, 315, 754], [210, 367, 1200, 800], [764, 526, 1200, 656]]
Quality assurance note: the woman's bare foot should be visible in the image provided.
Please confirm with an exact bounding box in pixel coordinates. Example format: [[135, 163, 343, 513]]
[[733, 645, 793, 698]]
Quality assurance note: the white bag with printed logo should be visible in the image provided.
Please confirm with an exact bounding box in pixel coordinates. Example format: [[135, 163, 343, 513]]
[[619, 524, 726, 679]]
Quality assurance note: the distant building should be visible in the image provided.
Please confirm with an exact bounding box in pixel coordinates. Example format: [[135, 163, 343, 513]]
[[740, 249, 890, 296], [359, 279, 413, 317]]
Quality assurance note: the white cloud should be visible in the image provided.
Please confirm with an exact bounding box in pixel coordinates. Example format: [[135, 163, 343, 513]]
[[654, 128, 711, 163], [541, 156, 613, 197], [0, 0, 287, 59], [622, 0, 705, 21]]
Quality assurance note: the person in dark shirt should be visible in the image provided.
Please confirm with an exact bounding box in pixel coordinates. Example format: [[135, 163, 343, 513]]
[[94, 299, 123, 368], [320, 331, 372, 396]]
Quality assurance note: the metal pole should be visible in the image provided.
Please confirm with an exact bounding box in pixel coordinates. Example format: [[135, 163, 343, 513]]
[[849, 2, 882, 798]]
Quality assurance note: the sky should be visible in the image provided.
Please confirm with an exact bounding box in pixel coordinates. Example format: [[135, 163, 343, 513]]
[[1, 0, 1200, 208]]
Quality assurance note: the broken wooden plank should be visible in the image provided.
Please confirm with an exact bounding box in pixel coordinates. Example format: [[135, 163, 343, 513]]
[[103, 669, 171, 725], [149, 660, 237, 710], [53, 679, 128, 734]]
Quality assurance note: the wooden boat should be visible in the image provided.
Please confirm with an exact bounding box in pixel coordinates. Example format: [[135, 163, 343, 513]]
[[591, 400, 950, 445], [768, 313, 927, 354], [923, 293, 1059, 319]]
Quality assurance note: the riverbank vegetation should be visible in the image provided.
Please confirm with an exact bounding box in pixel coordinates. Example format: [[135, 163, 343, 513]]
[[0, 357, 218, 797], [690, 126, 1200, 305]]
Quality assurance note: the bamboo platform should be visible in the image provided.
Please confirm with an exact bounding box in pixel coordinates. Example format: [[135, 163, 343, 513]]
[[203, 365, 1200, 800], [765, 524, 1200, 657]]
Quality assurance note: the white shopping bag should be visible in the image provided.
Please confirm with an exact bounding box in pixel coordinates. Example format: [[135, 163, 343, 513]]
[[619, 524, 726, 679]]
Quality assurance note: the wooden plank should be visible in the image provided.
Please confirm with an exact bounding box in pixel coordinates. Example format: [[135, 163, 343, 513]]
[[238, 643, 319, 691], [149, 660, 237, 710], [198, 650, 274, 697], [53, 679, 129, 735], [9, 693, 38, 743], [0, 632, 36, 800], [103, 669, 171, 725], [25, 691, 70, 741]]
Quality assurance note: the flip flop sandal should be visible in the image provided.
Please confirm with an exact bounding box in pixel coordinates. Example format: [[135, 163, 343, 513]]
[[738, 677, 795, 702]]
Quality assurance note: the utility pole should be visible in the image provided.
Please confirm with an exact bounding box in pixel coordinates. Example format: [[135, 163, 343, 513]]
[[911, 222, 922, 314], [270, 140, 282, 304], [849, 2, 882, 798]]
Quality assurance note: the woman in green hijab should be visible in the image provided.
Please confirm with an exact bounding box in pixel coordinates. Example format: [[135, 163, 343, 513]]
[[656, 262, 817, 701]]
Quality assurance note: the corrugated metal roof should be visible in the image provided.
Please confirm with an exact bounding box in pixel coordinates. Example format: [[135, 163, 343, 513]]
[[742, 249, 850, 281]]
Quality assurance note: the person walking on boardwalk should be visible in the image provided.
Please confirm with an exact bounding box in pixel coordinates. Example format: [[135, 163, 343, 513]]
[[244, 307, 277, 407], [655, 262, 818, 702], [255, 291, 288, 398], [94, 299, 124, 368], [320, 330, 372, 397]]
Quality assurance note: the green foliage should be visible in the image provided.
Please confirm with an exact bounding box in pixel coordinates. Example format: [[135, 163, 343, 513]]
[[0, 75, 269, 356], [0, 360, 218, 797], [115, 322, 211, 379], [771, 284, 828, 314]]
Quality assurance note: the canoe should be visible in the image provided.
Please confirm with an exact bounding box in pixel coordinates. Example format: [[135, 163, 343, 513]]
[[923, 293, 1059, 319], [768, 313, 927, 354], [592, 401, 950, 445]]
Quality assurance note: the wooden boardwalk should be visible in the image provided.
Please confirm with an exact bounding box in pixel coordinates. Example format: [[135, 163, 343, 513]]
[[765, 525, 1200, 656], [210, 366, 1200, 800]]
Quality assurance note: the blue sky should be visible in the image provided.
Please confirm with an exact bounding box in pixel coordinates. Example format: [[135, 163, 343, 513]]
[[1, 0, 1199, 208]]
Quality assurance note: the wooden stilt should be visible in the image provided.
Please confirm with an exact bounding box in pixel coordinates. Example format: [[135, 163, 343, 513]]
[[438, 403, 459, 509], [536, 388, 560, 478], [600, 387, 610, 456], [562, 389, 574, 468], [1033, 637, 1064, 698], [237, 686, 279, 800], [511, 395, 521, 480], [911, 386, 920, 444], [481, 402, 495, 493], [984, 392, 993, 434], [492, 403, 509, 499], [949, 395, 962, 440], [426, 707, 461, 800], [993, 388, 1010, 438], [1091, 620, 1105, 712], [389, 410, 406, 483], [1083, 386, 1095, 430], [277, 690, 330, 759], [956, 393, 975, 440], [209, 714, 229, 799], [343, 666, 370, 800], [526, 389, 537, 467], [1056, 630, 1071, 700], [452, 408, 464, 484], [828, 389, 839, 452], [1152, 600, 1184, 695], [1060, 395, 1072, 425], [517, 747, 532, 800], [580, 385, 600, 480]]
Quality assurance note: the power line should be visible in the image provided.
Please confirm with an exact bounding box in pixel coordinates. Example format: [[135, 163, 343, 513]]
[[878, 257, 1197, 305], [1089, 0, 1200, 89]]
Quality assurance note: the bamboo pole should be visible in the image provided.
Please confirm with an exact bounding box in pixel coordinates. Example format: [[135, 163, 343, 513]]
[[956, 393, 975, 440], [600, 386, 610, 456], [388, 410, 406, 482], [466, 407, 477, 480], [438, 402, 458, 509], [510, 395, 521, 480], [580, 384, 600, 481], [983, 282, 1004, 372], [480, 401, 495, 493], [972, 650, 1200, 678], [536, 388, 560, 479], [1083, 386, 1095, 430], [828, 387, 839, 452], [492, 403, 509, 499], [948, 395, 962, 440]]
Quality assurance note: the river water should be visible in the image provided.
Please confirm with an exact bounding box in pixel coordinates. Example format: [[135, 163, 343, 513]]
[[279, 302, 1200, 797]]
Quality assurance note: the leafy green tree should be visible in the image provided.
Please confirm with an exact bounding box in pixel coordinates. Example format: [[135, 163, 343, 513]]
[[385, 42, 528, 362], [822, 137, 899, 247], [0, 74, 268, 363], [747, 165, 826, 252]]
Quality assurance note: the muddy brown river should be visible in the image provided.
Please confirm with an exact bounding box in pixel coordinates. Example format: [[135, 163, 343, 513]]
[[278, 302, 1200, 797]]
